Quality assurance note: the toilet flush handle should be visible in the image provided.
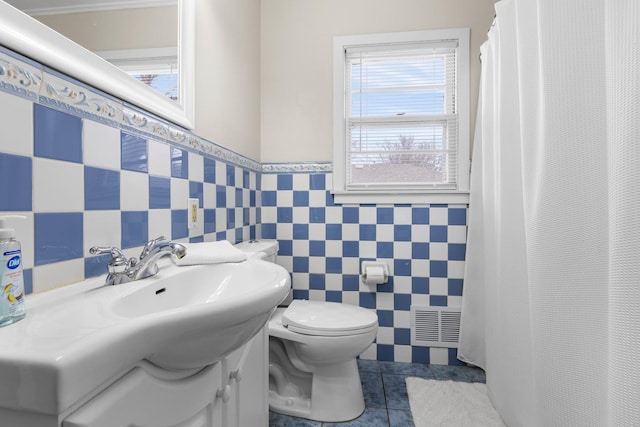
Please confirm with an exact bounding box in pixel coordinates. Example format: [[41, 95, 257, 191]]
[[216, 385, 231, 402], [230, 368, 243, 382]]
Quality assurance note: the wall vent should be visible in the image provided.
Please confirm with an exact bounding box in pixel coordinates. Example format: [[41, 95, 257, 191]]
[[410, 306, 461, 348]]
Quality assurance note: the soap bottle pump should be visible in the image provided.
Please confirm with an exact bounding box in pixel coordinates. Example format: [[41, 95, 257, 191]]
[[0, 215, 26, 327]]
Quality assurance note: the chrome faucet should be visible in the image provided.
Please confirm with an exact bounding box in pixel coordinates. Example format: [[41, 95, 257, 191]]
[[90, 236, 187, 285]]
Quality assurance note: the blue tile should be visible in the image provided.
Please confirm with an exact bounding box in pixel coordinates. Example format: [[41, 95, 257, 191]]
[[190, 181, 204, 207], [448, 278, 464, 296], [278, 240, 293, 256], [309, 207, 325, 223], [277, 174, 292, 190], [382, 374, 410, 410], [293, 191, 309, 206], [377, 344, 394, 362], [448, 348, 467, 366], [203, 158, 216, 183], [389, 409, 414, 427], [0, 153, 31, 211], [359, 224, 376, 241], [430, 260, 448, 277], [262, 223, 276, 239], [293, 223, 309, 240], [377, 310, 394, 327], [34, 105, 82, 163], [262, 190, 277, 206], [216, 185, 226, 207], [326, 257, 342, 274], [448, 243, 466, 260], [277, 207, 293, 223], [411, 242, 429, 259], [235, 188, 243, 208], [234, 228, 243, 244], [204, 209, 216, 233], [411, 277, 429, 294], [23, 268, 32, 295], [243, 208, 250, 226], [411, 347, 430, 364], [190, 236, 204, 243], [84, 254, 110, 278], [121, 211, 149, 248], [226, 165, 235, 186], [429, 295, 448, 306], [121, 133, 148, 172], [394, 294, 411, 311], [226, 208, 235, 229], [309, 273, 325, 290], [342, 274, 359, 291], [360, 372, 386, 408], [411, 207, 429, 224], [430, 225, 448, 242], [324, 407, 388, 427], [377, 207, 394, 224], [343, 241, 359, 257], [292, 289, 309, 300], [292, 256, 309, 273], [309, 173, 326, 190], [243, 170, 249, 188], [35, 212, 83, 265], [325, 190, 336, 207], [394, 328, 411, 345], [343, 207, 359, 223], [250, 190, 256, 207], [448, 207, 467, 225], [309, 240, 325, 256], [326, 291, 342, 302], [171, 148, 188, 179], [149, 176, 170, 209], [84, 166, 120, 210], [170, 209, 188, 240], [377, 242, 393, 258], [256, 173, 261, 191], [394, 259, 411, 276], [377, 276, 394, 293], [326, 224, 342, 240], [394, 225, 411, 242], [359, 292, 376, 309]]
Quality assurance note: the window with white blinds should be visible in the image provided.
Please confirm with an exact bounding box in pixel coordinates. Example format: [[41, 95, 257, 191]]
[[333, 29, 470, 204]]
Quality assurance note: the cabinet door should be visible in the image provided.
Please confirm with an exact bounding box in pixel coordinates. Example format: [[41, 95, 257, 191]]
[[62, 364, 224, 427]]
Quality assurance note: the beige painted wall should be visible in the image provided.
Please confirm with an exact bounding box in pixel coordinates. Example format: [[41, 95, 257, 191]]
[[194, 0, 261, 160], [260, 0, 496, 163]]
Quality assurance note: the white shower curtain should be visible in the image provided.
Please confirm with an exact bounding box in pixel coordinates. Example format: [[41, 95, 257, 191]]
[[458, 1, 640, 426]]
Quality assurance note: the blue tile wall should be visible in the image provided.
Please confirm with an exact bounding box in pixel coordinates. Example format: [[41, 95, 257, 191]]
[[0, 46, 260, 295], [261, 172, 468, 365]]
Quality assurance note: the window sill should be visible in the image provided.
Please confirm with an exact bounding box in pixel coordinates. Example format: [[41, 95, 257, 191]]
[[331, 190, 469, 205]]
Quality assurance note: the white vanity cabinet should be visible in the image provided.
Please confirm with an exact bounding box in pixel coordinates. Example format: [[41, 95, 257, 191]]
[[62, 327, 268, 427]]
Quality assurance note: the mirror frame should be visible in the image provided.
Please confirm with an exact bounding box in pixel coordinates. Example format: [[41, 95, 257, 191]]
[[0, 0, 195, 129]]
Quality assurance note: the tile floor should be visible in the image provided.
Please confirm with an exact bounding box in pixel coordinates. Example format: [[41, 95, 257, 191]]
[[268, 359, 486, 427]]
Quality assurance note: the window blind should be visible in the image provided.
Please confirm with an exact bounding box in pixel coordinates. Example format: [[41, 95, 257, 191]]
[[345, 41, 459, 190]]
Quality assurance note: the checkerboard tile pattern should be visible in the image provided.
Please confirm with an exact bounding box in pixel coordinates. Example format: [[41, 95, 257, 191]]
[[261, 172, 468, 365]]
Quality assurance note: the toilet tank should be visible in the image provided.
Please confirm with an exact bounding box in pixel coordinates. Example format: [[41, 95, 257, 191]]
[[235, 240, 292, 306], [235, 239, 278, 263]]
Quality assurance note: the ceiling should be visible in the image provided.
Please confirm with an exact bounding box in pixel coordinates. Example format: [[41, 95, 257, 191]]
[[5, 0, 174, 15]]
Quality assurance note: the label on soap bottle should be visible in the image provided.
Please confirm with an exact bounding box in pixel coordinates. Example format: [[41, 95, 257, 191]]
[[2, 249, 25, 321]]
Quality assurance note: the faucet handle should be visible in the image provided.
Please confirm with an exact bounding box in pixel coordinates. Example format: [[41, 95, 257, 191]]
[[140, 236, 167, 258], [89, 246, 126, 259]]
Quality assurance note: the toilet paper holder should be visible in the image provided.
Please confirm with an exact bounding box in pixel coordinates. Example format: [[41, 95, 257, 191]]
[[360, 261, 389, 285]]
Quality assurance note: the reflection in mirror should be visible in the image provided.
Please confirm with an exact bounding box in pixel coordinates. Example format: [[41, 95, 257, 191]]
[[0, 0, 194, 129]]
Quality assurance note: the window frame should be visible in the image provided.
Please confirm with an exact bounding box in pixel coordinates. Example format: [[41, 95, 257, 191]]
[[332, 28, 470, 205]]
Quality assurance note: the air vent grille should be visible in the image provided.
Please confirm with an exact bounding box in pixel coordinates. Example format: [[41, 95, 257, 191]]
[[411, 306, 461, 348]]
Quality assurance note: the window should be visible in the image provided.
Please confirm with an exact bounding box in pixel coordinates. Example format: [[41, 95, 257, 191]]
[[332, 29, 470, 204]]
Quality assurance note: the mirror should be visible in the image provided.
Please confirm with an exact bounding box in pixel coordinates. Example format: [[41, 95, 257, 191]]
[[0, 0, 194, 129]]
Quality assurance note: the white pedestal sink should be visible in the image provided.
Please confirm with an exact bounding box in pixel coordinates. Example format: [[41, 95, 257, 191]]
[[0, 258, 290, 419]]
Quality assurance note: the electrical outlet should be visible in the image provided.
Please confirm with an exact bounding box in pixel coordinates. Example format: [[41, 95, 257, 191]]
[[188, 198, 198, 228]]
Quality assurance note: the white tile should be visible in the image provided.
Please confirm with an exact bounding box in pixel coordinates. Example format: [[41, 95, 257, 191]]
[[394, 346, 412, 363], [448, 261, 466, 279], [325, 173, 333, 190], [376, 224, 394, 241], [203, 183, 216, 209], [188, 151, 204, 182], [411, 225, 430, 241], [429, 207, 448, 225], [308, 190, 325, 207], [341, 291, 360, 306], [215, 160, 227, 186], [342, 257, 360, 275], [359, 241, 376, 259], [411, 259, 430, 277], [307, 223, 325, 241], [235, 168, 243, 188], [393, 241, 412, 259], [447, 296, 463, 308], [148, 210, 172, 241], [429, 347, 449, 365], [33, 158, 83, 212], [291, 273, 307, 289], [411, 294, 431, 306], [376, 292, 394, 310], [308, 290, 326, 301], [83, 120, 120, 169], [120, 171, 149, 211], [325, 206, 342, 224], [148, 140, 171, 177], [83, 210, 121, 257], [394, 310, 411, 328], [448, 225, 468, 243], [376, 327, 394, 345], [226, 186, 235, 207], [170, 178, 189, 210], [276, 223, 292, 239], [394, 206, 412, 225], [32, 258, 84, 293], [359, 206, 377, 224], [359, 343, 377, 360], [10, 212, 33, 269], [277, 191, 293, 207], [342, 224, 359, 241], [261, 207, 277, 223], [325, 274, 342, 291], [261, 173, 277, 191], [292, 173, 309, 190], [394, 276, 412, 294], [292, 240, 309, 256], [429, 278, 448, 295], [325, 240, 342, 255], [430, 242, 448, 260], [292, 207, 309, 223], [0, 91, 33, 157], [308, 257, 325, 274]]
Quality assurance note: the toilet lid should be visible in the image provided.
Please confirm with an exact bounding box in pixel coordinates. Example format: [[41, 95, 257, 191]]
[[282, 300, 378, 336]]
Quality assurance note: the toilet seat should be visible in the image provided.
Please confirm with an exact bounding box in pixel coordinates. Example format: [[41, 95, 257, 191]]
[[282, 300, 378, 337]]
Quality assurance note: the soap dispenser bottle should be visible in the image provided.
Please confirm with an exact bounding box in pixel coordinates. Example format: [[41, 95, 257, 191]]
[[0, 215, 26, 327]]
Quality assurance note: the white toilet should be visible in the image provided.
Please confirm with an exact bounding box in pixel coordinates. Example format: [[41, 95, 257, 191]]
[[235, 240, 378, 423]]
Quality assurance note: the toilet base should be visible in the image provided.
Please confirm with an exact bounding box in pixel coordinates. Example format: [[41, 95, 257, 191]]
[[269, 359, 365, 422]]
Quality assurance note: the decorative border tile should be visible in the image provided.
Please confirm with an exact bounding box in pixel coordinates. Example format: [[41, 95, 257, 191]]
[[262, 162, 333, 174]]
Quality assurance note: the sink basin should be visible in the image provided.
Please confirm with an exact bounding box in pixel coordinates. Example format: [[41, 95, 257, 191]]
[[0, 258, 290, 415]]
